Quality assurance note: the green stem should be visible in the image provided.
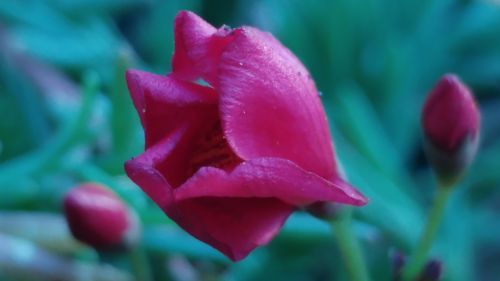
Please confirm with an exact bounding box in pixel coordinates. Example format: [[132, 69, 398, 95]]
[[110, 51, 139, 159], [330, 209, 371, 281], [402, 187, 451, 280], [0, 71, 99, 184], [128, 246, 153, 281]]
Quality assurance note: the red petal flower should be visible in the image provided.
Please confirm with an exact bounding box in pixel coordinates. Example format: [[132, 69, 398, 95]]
[[125, 10, 367, 261], [63, 183, 135, 250]]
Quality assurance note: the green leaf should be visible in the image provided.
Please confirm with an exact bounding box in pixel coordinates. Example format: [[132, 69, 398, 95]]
[[332, 127, 423, 249], [143, 225, 226, 261], [329, 83, 415, 187], [13, 17, 120, 74]]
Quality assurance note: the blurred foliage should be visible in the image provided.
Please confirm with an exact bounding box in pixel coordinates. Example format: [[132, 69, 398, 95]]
[[0, 0, 499, 280]]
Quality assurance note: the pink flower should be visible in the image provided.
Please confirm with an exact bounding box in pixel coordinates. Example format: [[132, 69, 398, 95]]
[[64, 183, 138, 250], [125, 11, 367, 261], [421, 74, 480, 185]]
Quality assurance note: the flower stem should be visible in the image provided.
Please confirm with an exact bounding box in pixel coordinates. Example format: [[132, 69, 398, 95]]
[[330, 209, 371, 281], [128, 246, 153, 281], [402, 187, 451, 280]]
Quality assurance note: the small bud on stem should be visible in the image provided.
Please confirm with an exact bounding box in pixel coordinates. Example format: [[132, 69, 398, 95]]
[[421, 74, 480, 186], [63, 183, 139, 251]]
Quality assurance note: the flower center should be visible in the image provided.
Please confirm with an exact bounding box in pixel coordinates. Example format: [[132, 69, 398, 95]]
[[187, 120, 241, 176]]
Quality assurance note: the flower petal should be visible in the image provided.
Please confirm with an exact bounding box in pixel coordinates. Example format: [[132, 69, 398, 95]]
[[125, 128, 291, 262], [125, 70, 218, 148], [218, 27, 337, 179], [172, 197, 293, 261], [176, 157, 368, 208], [124, 126, 185, 209], [126, 116, 235, 207], [125, 73, 241, 188], [172, 10, 236, 86], [171, 157, 366, 260]]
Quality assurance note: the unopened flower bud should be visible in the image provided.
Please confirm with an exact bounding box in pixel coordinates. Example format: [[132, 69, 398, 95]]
[[390, 249, 407, 281], [63, 183, 139, 251], [421, 74, 480, 186], [417, 259, 443, 281]]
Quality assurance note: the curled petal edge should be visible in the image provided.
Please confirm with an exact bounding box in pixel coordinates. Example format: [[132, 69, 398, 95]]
[[175, 157, 368, 207]]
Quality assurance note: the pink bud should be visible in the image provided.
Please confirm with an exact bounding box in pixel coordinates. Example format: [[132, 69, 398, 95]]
[[63, 183, 138, 250], [421, 74, 480, 186]]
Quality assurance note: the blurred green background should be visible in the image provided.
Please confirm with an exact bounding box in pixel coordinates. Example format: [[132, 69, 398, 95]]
[[0, 0, 499, 280]]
